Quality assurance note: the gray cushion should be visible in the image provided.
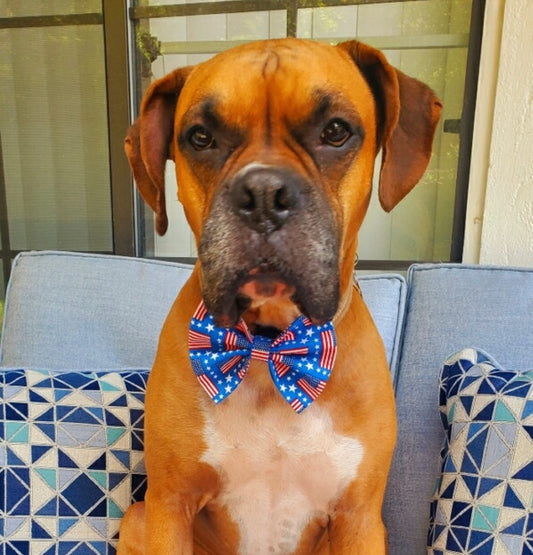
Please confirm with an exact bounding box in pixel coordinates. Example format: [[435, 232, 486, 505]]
[[359, 274, 406, 379], [0, 251, 192, 369]]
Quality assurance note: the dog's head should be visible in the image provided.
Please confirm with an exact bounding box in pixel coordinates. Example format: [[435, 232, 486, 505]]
[[126, 39, 441, 329]]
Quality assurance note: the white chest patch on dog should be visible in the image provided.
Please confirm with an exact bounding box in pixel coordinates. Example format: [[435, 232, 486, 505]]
[[200, 375, 364, 555]]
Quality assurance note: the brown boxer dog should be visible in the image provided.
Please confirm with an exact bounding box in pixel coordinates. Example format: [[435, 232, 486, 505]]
[[118, 38, 441, 554]]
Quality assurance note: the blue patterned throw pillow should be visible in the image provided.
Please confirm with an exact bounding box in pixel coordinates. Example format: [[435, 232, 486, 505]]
[[0, 369, 149, 554], [428, 349, 533, 555]]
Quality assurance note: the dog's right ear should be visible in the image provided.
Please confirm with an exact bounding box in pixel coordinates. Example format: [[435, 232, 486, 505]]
[[124, 67, 193, 235], [338, 41, 442, 212]]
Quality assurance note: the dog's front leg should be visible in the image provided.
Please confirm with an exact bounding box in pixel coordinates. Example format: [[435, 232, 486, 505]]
[[117, 492, 196, 555], [327, 451, 392, 555], [117, 501, 146, 555], [328, 509, 388, 554], [144, 489, 196, 554]]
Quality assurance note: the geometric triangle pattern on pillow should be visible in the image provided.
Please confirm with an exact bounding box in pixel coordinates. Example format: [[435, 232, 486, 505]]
[[428, 348, 533, 555], [0, 368, 149, 555]]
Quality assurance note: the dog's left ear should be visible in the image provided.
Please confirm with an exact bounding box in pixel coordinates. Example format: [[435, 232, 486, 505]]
[[338, 41, 442, 211], [124, 67, 193, 235]]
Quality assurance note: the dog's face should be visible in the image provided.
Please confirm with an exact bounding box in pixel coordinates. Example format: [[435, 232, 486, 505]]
[[126, 39, 441, 329], [176, 41, 379, 327]]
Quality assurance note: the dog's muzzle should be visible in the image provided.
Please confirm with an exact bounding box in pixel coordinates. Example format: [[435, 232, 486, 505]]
[[198, 164, 340, 327]]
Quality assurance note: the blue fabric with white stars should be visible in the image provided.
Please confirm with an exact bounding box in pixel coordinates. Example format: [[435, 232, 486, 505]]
[[188, 301, 337, 413]]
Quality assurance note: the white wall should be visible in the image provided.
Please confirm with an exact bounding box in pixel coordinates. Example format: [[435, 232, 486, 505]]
[[464, 0, 533, 267]]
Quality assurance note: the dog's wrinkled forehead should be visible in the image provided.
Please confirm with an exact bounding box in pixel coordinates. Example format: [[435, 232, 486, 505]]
[[176, 40, 375, 133]]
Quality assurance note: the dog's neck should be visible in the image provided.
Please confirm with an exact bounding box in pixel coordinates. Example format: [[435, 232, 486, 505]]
[[333, 281, 354, 326]]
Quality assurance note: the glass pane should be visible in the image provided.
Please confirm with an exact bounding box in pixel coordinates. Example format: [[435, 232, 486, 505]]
[[0, 0, 101, 17], [298, 5, 359, 38], [132, 0, 473, 265], [0, 9, 113, 252], [298, 0, 472, 262]]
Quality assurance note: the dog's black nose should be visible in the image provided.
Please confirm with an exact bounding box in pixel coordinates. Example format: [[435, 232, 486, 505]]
[[230, 167, 300, 234]]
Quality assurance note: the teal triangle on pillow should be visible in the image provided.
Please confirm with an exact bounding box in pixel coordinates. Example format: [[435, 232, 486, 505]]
[[494, 400, 517, 422]]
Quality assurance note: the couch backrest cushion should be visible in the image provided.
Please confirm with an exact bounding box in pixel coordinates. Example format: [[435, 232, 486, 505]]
[[0, 252, 193, 370], [358, 274, 406, 379], [1, 252, 406, 375], [385, 264, 533, 555]]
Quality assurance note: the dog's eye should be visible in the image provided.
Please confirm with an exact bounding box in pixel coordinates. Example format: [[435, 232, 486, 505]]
[[320, 119, 352, 147], [189, 126, 216, 150]]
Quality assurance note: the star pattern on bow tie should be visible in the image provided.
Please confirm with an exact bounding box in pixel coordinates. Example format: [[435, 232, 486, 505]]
[[188, 301, 337, 413]]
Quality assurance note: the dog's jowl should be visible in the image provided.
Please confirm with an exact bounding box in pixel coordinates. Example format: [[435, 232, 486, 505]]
[[119, 38, 441, 555]]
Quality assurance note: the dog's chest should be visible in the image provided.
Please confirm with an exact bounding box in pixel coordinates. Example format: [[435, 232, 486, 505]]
[[200, 364, 364, 555]]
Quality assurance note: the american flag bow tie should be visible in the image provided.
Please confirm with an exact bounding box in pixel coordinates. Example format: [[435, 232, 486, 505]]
[[188, 301, 337, 413]]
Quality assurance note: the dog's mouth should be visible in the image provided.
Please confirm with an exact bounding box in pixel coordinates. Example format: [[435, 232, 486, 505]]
[[238, 264, 296, 303], [209, 260, 299, 328], [199, 220, 341, 326]]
